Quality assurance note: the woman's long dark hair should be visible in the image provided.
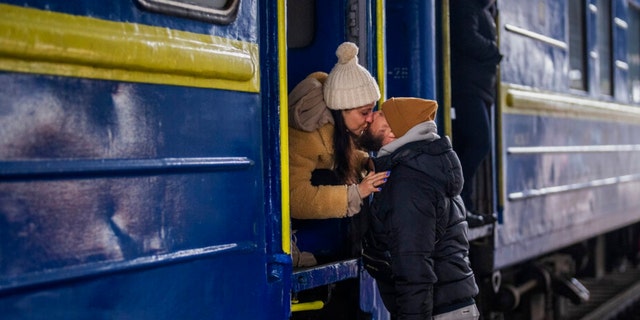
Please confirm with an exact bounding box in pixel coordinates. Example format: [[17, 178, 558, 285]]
[[330, 109, 357, 184]]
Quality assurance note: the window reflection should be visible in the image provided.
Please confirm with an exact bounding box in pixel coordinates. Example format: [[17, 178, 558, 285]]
[[597, 0, 612, 95], [569, 0, 586, 90], [629, 4, 640, 103]]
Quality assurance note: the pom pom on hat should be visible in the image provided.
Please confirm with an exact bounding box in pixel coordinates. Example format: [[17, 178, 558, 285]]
[[324, 42, 381, 110], [381, 97, 438, 138], [336, 42, 358, 64]]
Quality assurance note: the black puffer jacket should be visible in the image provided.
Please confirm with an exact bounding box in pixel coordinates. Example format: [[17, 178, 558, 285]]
[[368, 136, 478, 318]]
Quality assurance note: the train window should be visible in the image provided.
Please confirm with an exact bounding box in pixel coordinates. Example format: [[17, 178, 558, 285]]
[[597, 0, 613, 95], [135, 0, 239, 24], [287, 0, 315, 48], [568, 0, 587, 90], [629, 4, 640, 103]]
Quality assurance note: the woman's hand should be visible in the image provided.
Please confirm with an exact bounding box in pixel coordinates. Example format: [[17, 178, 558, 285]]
[[357, 170, 390, 199]]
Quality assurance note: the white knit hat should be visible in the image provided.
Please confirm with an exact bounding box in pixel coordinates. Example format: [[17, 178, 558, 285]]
[[323, 42, 381, 110]]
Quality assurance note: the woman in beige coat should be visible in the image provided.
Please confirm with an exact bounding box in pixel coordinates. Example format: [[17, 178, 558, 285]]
[[289, 42, 390, 220], [288, 42, 391, 266]]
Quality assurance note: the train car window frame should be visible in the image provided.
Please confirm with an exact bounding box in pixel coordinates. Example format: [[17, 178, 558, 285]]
[[136, 0, 239, 25], [597, 0, 613, 96], [569, 0, 587, 91]]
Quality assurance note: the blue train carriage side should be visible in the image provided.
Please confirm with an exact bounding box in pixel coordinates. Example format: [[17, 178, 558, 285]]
[[475, 0, 640, 317], [386, 0, 640, 318], [0, 0, 291, 319]]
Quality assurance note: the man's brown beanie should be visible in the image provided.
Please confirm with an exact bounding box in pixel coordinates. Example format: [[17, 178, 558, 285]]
[[381, 97, 438, 138]]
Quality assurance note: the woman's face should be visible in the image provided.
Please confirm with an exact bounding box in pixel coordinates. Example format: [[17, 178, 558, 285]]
[[342, 102, 375, 136]]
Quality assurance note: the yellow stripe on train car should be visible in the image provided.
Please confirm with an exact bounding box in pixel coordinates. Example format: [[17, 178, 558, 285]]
[[501, 84, 640, 123], [0, 4, 259, 92]]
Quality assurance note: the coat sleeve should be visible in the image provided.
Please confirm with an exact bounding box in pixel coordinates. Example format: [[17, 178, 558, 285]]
[[289, 126, 349, 219], [388, 168, 437, 318]]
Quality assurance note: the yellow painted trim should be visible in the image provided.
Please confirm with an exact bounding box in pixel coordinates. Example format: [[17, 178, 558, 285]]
[[0, 4, 259, 92], [278, 0, 291, 254], [502, 84, 640, 123], [376, 0, 386, 101], [291, 300, 324, 312], [441, 0, 452, 137]]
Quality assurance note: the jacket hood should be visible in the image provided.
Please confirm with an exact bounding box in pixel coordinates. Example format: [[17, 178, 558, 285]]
[[288, 73, 334, 132], [378, 121, 438, 157], [373, 136, 464, 197]]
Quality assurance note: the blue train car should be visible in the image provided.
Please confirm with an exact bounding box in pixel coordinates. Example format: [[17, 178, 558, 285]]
[[469, 0, 640, 317], [385, 0, 640, 318], [496, 0, 640, 270], [486, 0, 640, 316]]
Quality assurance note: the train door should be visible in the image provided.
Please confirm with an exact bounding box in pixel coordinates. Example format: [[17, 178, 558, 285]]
[[287, 0, 380, 90], [285, 0, 383, 318], [383, 0, 499, 234], [445, 0, 500, 240]]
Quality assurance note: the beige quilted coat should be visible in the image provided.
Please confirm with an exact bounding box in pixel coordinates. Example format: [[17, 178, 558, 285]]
[[288, 73, 366, 219]]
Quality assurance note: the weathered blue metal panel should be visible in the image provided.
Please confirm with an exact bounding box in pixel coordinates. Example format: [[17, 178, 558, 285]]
[[496, 111, 640, 268], [0, 0, 285, 317], [291, 259, 359, 293], [499, 0, 568, 92], [0, 71, 271, 318], [386, 0, 436, 100]]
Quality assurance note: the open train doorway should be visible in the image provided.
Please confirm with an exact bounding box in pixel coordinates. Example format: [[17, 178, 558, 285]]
[[285, 1, 383, 319], [446, 0, 500, 238]]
